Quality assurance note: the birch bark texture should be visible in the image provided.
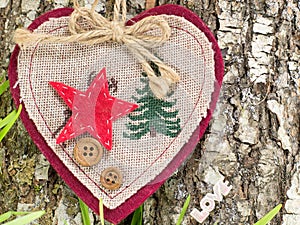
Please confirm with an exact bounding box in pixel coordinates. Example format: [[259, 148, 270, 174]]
[[0, 0, 299, 225]]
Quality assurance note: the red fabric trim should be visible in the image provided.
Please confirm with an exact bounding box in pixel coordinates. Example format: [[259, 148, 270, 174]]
[[8, 5, 224, 224]]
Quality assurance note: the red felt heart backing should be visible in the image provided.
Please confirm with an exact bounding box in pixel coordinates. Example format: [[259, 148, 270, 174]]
[[9, 4, 223, 224]]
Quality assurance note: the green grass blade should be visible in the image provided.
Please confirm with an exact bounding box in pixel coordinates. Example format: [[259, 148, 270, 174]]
[[3, 210, 45, 225], [0, 80, 9, 96], [0, 105, 22, 142], [0, 212, 13, 223], [131, 204, 143, 225], [79, 198, 90, 225], [254, 204, 282, 225], [99, 198, 104, 225], [0, 110, 17, 129], [0, 75, 4, 83], [0, 211, 31, 223], [176, 194, 191, 225]]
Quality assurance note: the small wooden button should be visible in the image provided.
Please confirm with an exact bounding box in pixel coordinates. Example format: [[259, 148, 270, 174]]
[[74, 138, 103, 167], [100, 167, 123, 190]]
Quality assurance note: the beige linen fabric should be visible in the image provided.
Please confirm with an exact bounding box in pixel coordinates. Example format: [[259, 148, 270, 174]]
[[17, 15, 215, 209]]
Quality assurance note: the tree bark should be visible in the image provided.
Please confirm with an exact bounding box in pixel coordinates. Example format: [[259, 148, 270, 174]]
[[0, 0, 299, 225]]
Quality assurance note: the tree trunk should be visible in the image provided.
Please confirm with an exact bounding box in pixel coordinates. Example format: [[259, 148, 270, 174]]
[[0, 0, 299, 225]]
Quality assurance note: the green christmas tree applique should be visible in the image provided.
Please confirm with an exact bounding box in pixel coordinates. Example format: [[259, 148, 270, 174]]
[[124, 66, 181, 140]]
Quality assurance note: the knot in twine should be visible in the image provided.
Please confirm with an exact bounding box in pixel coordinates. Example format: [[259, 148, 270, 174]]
[[13, 0, 180, 99], [110, 21, 125, 42]]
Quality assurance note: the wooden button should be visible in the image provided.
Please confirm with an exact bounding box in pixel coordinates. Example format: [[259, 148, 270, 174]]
[[100, 167, 123, 190], [74, 138, 103, 167]]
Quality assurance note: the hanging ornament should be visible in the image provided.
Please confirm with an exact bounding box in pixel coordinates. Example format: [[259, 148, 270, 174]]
[[9, 0, 224, 223]]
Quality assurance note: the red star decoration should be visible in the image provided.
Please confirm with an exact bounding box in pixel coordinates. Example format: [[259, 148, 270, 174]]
[[49, 68, 138, 150]]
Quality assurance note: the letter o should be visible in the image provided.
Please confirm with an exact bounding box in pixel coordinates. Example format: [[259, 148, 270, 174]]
[[200, 196, 215, 212]]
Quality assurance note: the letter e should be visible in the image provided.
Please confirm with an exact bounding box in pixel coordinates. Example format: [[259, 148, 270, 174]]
[[217, 179, 232, 196]]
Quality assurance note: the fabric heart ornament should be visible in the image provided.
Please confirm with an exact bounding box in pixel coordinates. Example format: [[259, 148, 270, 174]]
[[9, 0, 223, 224]]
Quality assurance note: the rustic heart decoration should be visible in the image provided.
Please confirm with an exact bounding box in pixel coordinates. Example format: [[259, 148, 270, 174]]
[[9, 1, 223, 224]]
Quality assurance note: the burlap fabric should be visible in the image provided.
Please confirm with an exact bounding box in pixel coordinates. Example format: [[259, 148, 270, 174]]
[[16, 14, 215, 209]]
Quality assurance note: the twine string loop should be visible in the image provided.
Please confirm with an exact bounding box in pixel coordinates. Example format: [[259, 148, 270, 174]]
[[13, 0, 180, 99]]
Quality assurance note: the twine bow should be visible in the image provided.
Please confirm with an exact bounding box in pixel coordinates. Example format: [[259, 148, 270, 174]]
[[14, 0, 180, 99]]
